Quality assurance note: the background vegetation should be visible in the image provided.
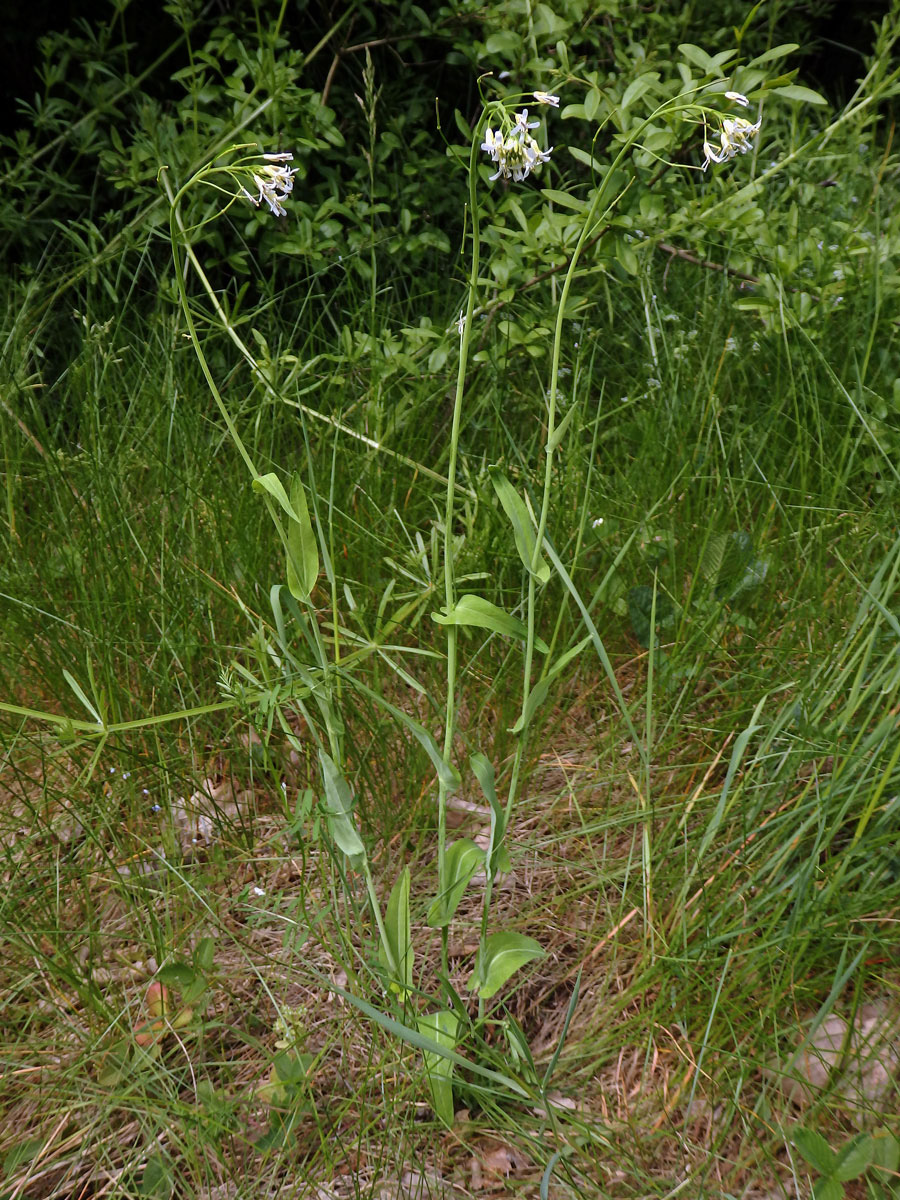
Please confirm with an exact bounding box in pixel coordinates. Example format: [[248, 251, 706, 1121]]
[[2, 1, 900, 1197]]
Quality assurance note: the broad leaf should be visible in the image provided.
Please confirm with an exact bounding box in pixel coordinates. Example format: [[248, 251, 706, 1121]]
[[417, 1010, 459, 1126], [433, 595, 549, 651], [540, 188, 587, 212], [746, 42, 799, 68], [833, 1133, 874, 1182], [427, 839, 484, 927], [792, 1127, 837, 1175], [869, 1128, 900, 1174], [468, 932, 545, 1000], [318, 750, 366, 868], [285, 472, 319, 602], [773, 84, 828, 105], [380, 866, 412, 997], [252, 472, 299, 522]]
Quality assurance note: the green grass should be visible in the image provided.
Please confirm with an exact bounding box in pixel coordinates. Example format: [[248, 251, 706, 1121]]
[[3, 88, 900, 1200]]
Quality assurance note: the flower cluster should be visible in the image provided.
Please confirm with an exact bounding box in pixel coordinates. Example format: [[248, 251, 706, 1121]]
[[702, 115, 762, 169], [702, 93, 761, 170], [480, 99, 554, 183], [240, 152, 297, 216]]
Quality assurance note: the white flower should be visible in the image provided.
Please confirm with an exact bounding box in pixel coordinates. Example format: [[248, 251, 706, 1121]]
[[591, 517, 604, 528], [512, 109, 540, 139], [534, 91, 560, 107], [457, 311, 466, 337], [523, 135, 552, 168], [263, 151, 294, 161], [481, 126, 503, 161], [253, 174, 288, 216], [724, 91, 750, 107]]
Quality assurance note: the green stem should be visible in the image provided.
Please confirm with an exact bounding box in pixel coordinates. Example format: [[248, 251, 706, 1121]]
[[162, 166, 259, 480], [437, 123, 484, 976]]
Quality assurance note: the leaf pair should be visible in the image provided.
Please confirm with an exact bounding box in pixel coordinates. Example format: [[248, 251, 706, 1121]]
[[793, 1126, 899, 1200]]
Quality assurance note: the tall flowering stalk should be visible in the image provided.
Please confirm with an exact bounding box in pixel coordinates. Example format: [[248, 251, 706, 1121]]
[[437, 85, 766, 984]]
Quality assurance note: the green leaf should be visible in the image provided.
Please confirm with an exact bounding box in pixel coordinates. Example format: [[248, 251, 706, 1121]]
[[432, 595, 549, 651], [627, 585, 676, 648], [621, 74, 657, 112], [157, 961, 194, 989], [489, 468, 550, 583], [273, 1049, 312, 1085], [379, 866, 413, 997], [326, 977, 529, 1098], [811, 1179, 843, 1200], [139, 1153, 174, 1200], [678, 43, 717, 74], [833, 1133, 874, 1182], [193, 937, 215, 974], [318, 750, 367, 868], [793, 1127, 838, 1175], [546, 402, 578, 451], [417, 1010, 459, 1126], [869, 1129, 900, 1174], [700, 533, 728, 586], [773, 84, 828, 105], [567, 145, 607, 173], [252, 472, 298, 522], [286, 472, 319, 602], [540, 188, 587, 212], [746, 42, 799, 68], [468, 932, 545, 1000], [62, 669, 101, 724], [470, 752, 510, 879], [510, 635, 591, 735], [3, 1138, 45, 1175], [427, 839, 484, 927]]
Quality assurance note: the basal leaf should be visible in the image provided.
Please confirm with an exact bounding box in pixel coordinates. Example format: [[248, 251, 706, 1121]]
[[417, 1010, 459, 1126], [792, 1126, 837, 1175], [380, 866, 412, 997], [468, 932, 545, 1000]]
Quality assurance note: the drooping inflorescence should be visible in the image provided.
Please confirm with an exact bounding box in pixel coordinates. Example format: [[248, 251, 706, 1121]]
[[240, 152, 297, 216]]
